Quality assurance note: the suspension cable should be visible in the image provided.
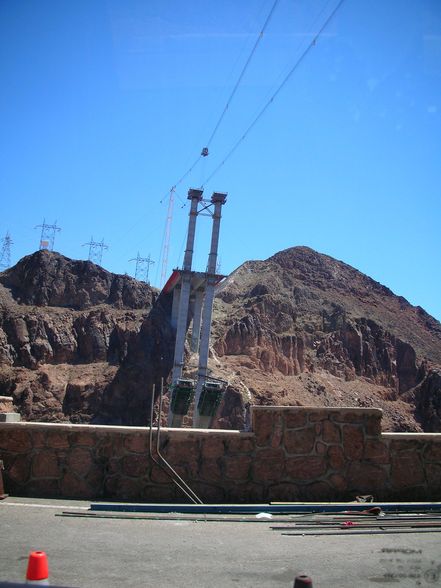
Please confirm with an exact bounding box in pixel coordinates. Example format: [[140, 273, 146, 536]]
[[201, 0, 346, 187], [204, 0, 280, 149]]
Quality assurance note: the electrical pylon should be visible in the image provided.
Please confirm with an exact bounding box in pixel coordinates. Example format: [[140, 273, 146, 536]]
[[129, 252, 155, 283], [0, 231, 13, 271], [83, 237, 108, 266], [35, 219, 61, 251]]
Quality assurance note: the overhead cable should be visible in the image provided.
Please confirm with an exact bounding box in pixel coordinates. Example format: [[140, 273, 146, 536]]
[[201, 0, 346, 187], [204, 0, 280, 149], [161, 0, 280, 206], [160, 154, 202, 204]]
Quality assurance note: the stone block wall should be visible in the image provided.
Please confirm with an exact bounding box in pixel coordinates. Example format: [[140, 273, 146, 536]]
[[0, 406, 440, 502]]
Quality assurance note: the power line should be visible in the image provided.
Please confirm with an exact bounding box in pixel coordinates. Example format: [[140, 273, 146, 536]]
[[162, 155, 203, 203], [201, 0, 346, 187], [204, 0, 280, 150], [117, 3, 280, 280], [161, 0, 280, 204]]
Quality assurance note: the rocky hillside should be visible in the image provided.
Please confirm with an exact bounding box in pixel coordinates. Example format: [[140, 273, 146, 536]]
[[1, 247, 441, 431], [0, 250, 173, 424], [209, 247, 441, 431]]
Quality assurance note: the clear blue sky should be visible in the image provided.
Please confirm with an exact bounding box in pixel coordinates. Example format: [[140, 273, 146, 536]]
[[1, 0, 440, 320]]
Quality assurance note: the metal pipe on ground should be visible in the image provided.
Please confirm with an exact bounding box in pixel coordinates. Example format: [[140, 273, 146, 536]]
[[282, 528, 441, 536], [90, 502, 441, 515]]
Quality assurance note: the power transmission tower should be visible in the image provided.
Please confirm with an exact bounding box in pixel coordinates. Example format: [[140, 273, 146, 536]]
[[129, 252, 155, 284], [35, 219, 61, 251], [0, 231, 13, 271], [83, 237, 108, 266]]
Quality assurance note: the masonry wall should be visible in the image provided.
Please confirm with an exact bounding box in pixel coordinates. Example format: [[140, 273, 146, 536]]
[[1, 406, 440, 502]]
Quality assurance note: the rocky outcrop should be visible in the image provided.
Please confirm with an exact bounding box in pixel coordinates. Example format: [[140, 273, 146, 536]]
[[315, 318, 419, 393], [0, 249, 154, 310], [1, 246, 441, 432], [404, 369, 441, 432], [0, 250, 171, 425], [210, 247, 441, 431], [214, 313, 305, 376], [95, 297, 176, 425]]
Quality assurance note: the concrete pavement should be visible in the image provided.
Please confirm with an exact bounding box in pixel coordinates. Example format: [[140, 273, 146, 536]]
[[1, 497, 440, 587]]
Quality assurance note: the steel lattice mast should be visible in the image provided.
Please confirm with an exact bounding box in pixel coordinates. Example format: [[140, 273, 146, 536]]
[[83, 237, 109, 266], [35, 219, 61, 251], [0, 231, 13, 271], [129, 252, 155, 283]]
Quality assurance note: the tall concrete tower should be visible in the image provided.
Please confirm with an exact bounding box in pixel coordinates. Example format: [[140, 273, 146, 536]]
[[193, 192, 227, 428], [165, 188, 227, 429], [167, 188, 203, 426]]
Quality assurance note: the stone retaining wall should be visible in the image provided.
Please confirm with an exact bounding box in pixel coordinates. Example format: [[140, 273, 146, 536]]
[[0, 406, 440, 502]]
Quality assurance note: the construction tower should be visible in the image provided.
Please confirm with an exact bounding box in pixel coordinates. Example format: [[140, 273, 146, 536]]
[[164, 188, 227, 428]]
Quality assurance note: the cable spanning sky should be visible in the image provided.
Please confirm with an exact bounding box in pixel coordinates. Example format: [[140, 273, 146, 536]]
[[1, 0, 440, 321]]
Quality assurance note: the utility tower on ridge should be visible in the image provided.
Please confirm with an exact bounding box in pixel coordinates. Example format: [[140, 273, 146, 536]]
[[0, 231, 13, 271], [83, 237, 108, 266], [35, 219, 61, 251], [163, 187, 227, 428], [129, 252, 155, 283]]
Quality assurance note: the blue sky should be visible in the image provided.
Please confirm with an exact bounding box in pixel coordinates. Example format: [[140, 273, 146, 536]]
[[1, 0, 440, 320]]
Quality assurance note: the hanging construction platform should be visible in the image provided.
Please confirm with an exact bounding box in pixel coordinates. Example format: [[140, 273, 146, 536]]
[[170, 379, 196, 416], [197, 381, 225, 417]]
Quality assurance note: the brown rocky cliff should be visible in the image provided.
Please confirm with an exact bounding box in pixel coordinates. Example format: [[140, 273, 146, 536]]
[[0, 249, 154, 310], [211, 247, 441, 431], [1, 246, 441, 432], [0, 250, 169, 424]]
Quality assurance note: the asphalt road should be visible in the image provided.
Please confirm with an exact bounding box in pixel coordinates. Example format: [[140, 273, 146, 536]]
[[1, 497, 440, 587]]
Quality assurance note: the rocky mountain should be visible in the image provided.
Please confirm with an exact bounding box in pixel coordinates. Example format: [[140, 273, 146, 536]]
[[210, 247, 441, 431], [1, 247, 440, 431], [0, 250, 170, 424]]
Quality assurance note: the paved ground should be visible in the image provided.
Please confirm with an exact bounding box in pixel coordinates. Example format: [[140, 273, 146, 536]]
[[1, 497, 440, 587]]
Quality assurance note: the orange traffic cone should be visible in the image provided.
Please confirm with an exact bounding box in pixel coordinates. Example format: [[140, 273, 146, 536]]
[[26, 551, 49, 585], [293, 575, 313, 587]]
